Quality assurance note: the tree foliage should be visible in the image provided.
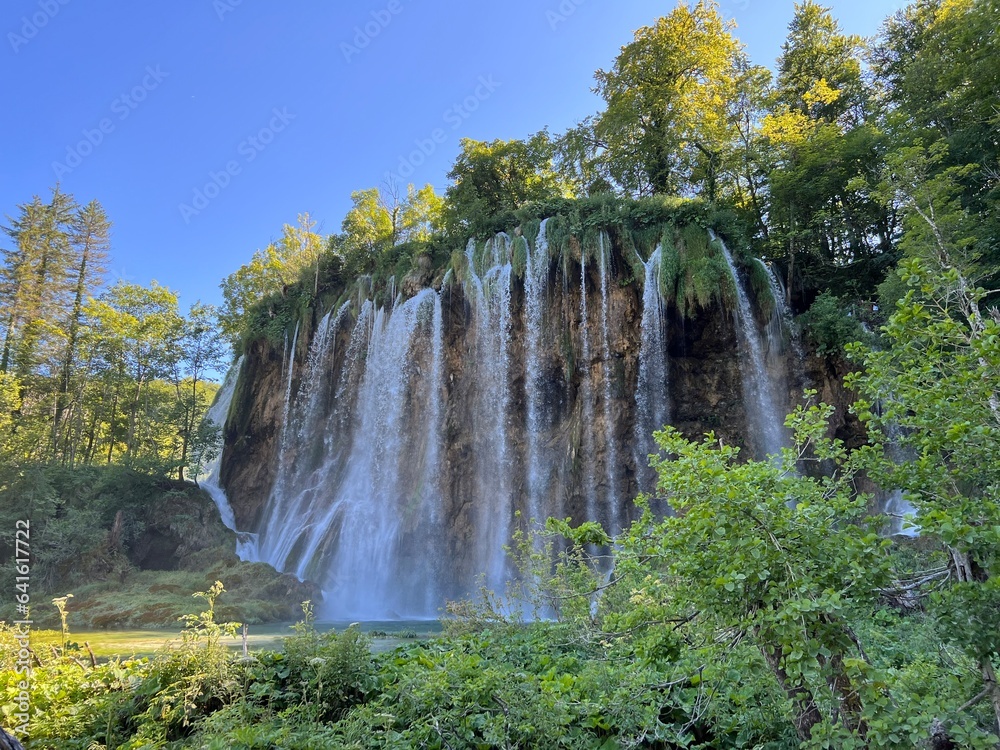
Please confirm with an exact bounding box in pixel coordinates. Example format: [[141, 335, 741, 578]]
[[0, 189, 225, 475], [444, 134, 567, 235], [590, 1, 756, 200]]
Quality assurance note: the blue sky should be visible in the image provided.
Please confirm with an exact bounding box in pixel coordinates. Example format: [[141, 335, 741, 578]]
[[1, 0, 906, 312]]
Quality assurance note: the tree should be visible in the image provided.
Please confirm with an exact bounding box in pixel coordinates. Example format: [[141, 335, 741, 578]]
[[443, 134, 567, 233], [624, 399, 889, 742], [399, 183, 444, 243], [174, 303, 228, 480], [761, 2, 892, 296], [278, 213, 325, 296], [776, 1, 868, 125], [338, 188, 394, 274], [219, 245, 287, 348], [591, 1, 751, 198], [871, 0, 1000, 282], [53, 199, 110, 455], [0, 371, 21, 458], [87, 282, 184, 465], [0, 187, 78, 378], [848, 146, 1000, 734]]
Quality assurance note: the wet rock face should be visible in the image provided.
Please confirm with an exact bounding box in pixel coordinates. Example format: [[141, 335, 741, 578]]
[[220, 336, 289, 531], [220, 231, 859, 611]]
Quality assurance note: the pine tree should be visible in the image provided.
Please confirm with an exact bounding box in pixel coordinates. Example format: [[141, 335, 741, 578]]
[[53, 200, 110, 458]]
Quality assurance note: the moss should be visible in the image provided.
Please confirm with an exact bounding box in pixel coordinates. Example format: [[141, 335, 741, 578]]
[[747, 257, 776, 321], [669, 227, 734, 317], [511, 236, 528, 279], [520, 217, 542, 249], [659, 227, 681, 303]]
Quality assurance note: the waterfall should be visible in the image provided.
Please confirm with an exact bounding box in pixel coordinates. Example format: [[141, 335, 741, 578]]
[[633, 244, 669, 505], [755, 258, 804, 363], [598, 232, 620, 530], [465, 235, 516, 592], [579, 244, 598, 524], [255, 304, 352, 573], [880, 412, 921, 538], [524, 220, 551, 525], [255, 291, 445, 618], [197, 356, 258, 559], [280, 319, 300, 447], [715, 233, 786, 459], [226, 219, 821, 618]]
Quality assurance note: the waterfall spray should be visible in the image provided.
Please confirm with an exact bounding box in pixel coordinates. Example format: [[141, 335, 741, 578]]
[[633, 245, 670, 507], [598, 233, 620, 530], [524, 219, 551, 527], [714, 233, 785, 458]]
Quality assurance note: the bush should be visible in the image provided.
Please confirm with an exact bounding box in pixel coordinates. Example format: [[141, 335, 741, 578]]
[[240, 602, 376, 723], [797, 291, 870, 355]]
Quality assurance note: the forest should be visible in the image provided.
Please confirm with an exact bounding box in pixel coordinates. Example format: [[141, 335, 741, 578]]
[[1, 0, 999, 747]]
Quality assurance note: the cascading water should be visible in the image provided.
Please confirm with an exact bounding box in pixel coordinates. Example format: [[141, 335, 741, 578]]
[[227, 220, 820, 618], [280, 320, 300, 446], [255, 302, 352, 573], [255, 291, 446, 618], [198, 356, 258, 559], [464, 235, 516, 592], [715, 233, 786, 459], [755, 258, 804, 363], [633, 244, 670, 504], [524, 220, 551, 524], [579, 244, 598, 523], [597, 232, 620, 530], [880, 413, 920, 538]]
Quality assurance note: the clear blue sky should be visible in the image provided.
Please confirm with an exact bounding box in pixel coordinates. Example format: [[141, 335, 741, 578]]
[[1, 0, 905, 312]]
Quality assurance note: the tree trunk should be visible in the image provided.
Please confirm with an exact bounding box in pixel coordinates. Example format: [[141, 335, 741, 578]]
[[760, 641, 823, 741]]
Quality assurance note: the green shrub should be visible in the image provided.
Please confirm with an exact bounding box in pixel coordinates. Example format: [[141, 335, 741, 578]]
[[797, 292, 870, 355], [240, 602, 376, 723]]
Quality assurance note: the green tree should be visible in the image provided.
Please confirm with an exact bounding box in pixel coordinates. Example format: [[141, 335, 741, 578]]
[[0, 371, 21, 458], [872, 0, 1000, 282], [624, 399, 890, 742], [399, 183, 445, 243], [338, 187, 395, 274], [591, 1, 750, 198], [776, 1, 868, 124], [53, 199, 110, 457], [278, 213, 325, 296], [848, 147, 1000, 734], [219, 245, 287, 348], [87, 281, 184, 465], [443, 134, 567, 233], [761, 2, 892, 296], [173, 303, 228, 480], [0, 187, 78, 378]]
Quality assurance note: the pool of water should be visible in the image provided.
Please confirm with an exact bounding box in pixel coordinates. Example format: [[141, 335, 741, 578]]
[[59, 620, 443, 658]]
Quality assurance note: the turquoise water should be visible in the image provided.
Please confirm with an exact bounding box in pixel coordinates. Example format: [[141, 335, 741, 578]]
[[69, 620, 443, 658]]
